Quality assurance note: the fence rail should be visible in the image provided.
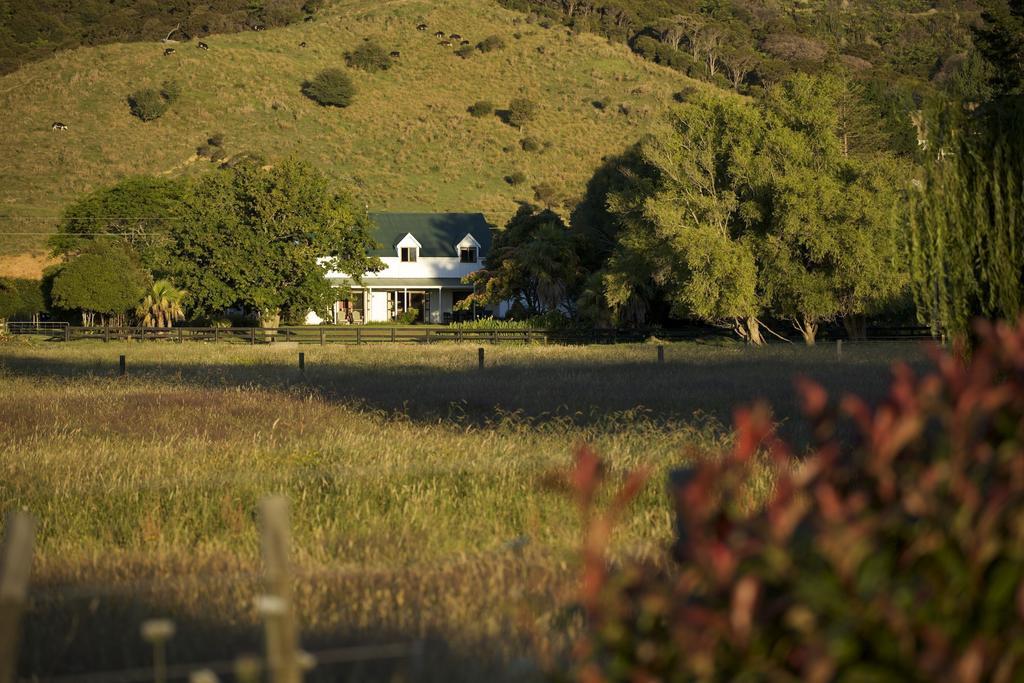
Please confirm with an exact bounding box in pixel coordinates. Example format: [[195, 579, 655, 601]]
[[9, 323, 936, 345]]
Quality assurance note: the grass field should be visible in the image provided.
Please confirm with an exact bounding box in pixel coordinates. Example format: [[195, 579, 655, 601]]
[[0, 339, 928, 680], [0, 0, 709, 265]]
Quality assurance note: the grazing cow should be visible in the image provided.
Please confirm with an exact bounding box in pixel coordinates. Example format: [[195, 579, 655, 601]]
[[417, 24, 428, 31], [163, 47, 176, 56], [390, 50, 401, 57], [440, 40, 453, 47], [197, 41, 209, 50], [51, 122, 68, 131], [536, 46, 545, 54], [450, 34, 462, 40], [434, 31, 445, 38], [253, 24, 264, 31], [299, 41, 307, 47], [460, 40, 470, 46]]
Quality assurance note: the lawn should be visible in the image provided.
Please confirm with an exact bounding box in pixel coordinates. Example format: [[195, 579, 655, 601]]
[[0, 339, 929, 680]]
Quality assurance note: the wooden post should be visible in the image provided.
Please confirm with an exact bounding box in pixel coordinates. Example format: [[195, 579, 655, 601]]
[[319, 328, 325, 347], [258, 497, 302, 683], [119, 354, 126, 376], [391, 327, 396, 343], [0, 511, 36, 683], [657, 345, 665, 364], [64, 326, 70, 343], [104, 326, 110, 343], [298, 352, 305, 372], [478, 347, 485, 370], [837, 339, 843, 361], [356, 327, 362, 345], [178, 327, 184, 344], [250, 328, 256, 346]]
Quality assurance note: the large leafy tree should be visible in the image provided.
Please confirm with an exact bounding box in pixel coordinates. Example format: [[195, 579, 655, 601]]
[[0, 278, 45, 324], [170, 159, 382, 327], [600, 75, 908, 343], [50, 176, 185, 274], [464, 205, 580, 316], [973, 0, 1024, 96], [49, 242, 151, 326]]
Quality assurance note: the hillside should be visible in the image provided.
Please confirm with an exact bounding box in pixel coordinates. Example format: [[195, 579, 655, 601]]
[[0, 0, 708, 270]]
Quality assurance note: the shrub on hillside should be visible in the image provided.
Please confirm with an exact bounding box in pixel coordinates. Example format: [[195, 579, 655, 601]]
[[302, 68, 355, 107], [506, 97, 537, 127], [591, 96, 612, 110], [468, 100, 494, 117], [127, 88, 170, 121], [344, 41, 393, 72], [520, 136, 542, 152], [476, 35, 506, 53], [505, 170, 527, 185], [455, 45, 475, 59], [569, 318, 1024, 681]]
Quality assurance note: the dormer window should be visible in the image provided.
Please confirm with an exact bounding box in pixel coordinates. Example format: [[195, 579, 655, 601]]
[[401, 247, 418, 262], [459, 246, 477, 263], [396, 233, 422, 262]]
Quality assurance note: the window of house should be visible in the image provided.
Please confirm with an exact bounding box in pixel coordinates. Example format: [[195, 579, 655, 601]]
[[459, 247, 477, 263], [401, 247, 418, 262]]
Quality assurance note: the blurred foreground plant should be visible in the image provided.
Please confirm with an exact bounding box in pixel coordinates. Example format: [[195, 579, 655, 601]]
[[569, 318, 1024, 682]]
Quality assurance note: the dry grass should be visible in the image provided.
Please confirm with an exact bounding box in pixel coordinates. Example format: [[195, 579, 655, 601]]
[[0, 339, 926, 679], [0, 0, 711, 256]]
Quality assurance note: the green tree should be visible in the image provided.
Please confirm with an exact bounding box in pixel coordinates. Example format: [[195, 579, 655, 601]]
[[909, 97, 1024, 338], [973, 0, 1024, 96], [506, 98, 538, 128], [602, 95, 765, 340], [50, 176, 185, 274], [344, 41, 393, 71], [0, 278, 45, 324], [136, 279, 187, 327], [464, 205, 579, 316], [128, 88, 171, 121], [302, 68, 355, 107], [49, 242, 151, 326], [169, 159, 382, 327]]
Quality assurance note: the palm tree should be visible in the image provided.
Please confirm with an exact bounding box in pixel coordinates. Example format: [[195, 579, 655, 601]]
[[137, 279, 187, 328]]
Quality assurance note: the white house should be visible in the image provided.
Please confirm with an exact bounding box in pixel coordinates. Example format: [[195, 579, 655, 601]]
[[315, 212, 496, 324]]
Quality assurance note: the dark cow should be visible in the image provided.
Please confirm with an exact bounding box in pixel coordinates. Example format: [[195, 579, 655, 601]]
[[450, 34, 462, 40], [439, 40, 453, 47], [197, 41, 209, 50], [253, 24, 265, 31], [434, 31, 445, 38], [460, 40, 470, 46], [163, 47, 176, 56], [51, 122, 68, 131], [299, 41, 307, 47], [390, 50, 401, 57], [417, 23, 428, 31]]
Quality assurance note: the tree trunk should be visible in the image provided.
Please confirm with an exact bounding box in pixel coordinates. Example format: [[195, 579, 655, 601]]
[[793, 317, 818, 345], [734, 316, 765, 346], [842, 314, 867, 341], [260, 309, 281, 343]]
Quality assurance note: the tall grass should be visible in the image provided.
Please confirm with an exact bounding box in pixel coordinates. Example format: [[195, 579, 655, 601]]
[[0, 340, 924, 679]]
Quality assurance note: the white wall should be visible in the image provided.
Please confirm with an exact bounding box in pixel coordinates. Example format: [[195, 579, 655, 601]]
[[369, 291, 389, 322], [324, 256, 481, 281]]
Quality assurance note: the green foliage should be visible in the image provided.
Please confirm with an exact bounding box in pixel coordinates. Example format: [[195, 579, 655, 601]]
[[395, 308, 419, 325], [571, 318, 1024, 681], [302, 68, 355, 108], [599, 75, 909, 341], [136, 279, 187, 327], [464, 204, 579, 315], [0, 0, 313, 76], [505, 170, 527, 185], [467, 100, 494, 117], [449, 311, 572, 330], [50, 176, 185, 274], [49, 241, 151, 325], [476, 35, 506, 53], [455, 45, 476, 59], [506, 97, 538, 127], [127, 88, 170, 121], [973, 0, 1024, 96], [910, 96, 1024, 337], [344, 41, 393, 72], [0, 278, 45, 320], [169, 159, 382, 326], [520, 136, 542, 152]]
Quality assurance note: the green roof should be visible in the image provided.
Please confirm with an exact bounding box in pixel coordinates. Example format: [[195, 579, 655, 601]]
[[329, 277, 472, 288], [368, 213, 493, 258]]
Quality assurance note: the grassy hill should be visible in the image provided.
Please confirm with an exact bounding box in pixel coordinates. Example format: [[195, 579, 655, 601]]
[[0, 0, 708, 269]]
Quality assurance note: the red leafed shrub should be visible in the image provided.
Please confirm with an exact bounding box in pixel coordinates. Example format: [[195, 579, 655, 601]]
[[570, 319, 1024, 682]]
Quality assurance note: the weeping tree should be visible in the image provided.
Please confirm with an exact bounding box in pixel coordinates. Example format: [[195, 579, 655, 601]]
[[909, 97, 1024, 338]]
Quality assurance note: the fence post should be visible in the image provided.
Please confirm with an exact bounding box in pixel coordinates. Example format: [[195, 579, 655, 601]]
[[64, 326, 70, 343], [319, 328, 325, 347], [298, 352, 305, 372], [356, 328, 362, 345], [0, 511, 37, 683], [104, 327, 109, 343], [837, 339, 843, 361], [250, 328, 256, 346], [478, 347, 485, 370], [119, 354, 126, 376], [657, 345, 665, 364], [258, 497, 302, 683]]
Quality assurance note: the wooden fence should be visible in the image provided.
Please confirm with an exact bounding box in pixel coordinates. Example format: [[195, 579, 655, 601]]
[[7, 323, 935, 345]]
